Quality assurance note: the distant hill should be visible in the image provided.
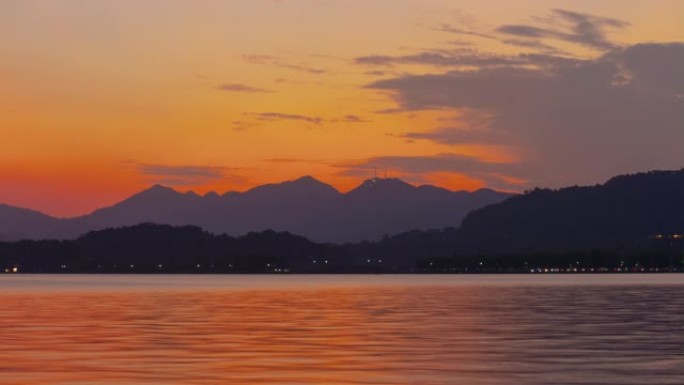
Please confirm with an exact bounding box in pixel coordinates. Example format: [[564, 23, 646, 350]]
[[452, 169, 684, 254], [0, 223, 332, 273], [0, 176, 511, 242], [0, 204, 89, 241]]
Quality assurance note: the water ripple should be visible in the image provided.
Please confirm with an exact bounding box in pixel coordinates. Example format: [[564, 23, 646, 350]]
[[0, 275, 682, 384]]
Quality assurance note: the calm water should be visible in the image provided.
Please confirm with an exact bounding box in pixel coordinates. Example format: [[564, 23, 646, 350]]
[[0, 275, 682, 385]]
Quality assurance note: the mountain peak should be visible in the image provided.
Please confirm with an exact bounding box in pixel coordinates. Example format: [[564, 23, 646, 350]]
[[350, 177, 415, 194], [288, 175, 334, 188], [246, 175, 340, 196], [129, 184, 180, 200], [294, 175, 318, 183], [147, 184, 176, 193]]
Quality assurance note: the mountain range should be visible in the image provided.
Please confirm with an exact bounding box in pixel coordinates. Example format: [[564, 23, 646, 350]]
[[0, 176, 512, 242], [2, 169, 681, 273]]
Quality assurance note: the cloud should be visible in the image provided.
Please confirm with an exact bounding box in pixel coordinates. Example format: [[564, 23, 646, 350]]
[[249, 113, 369, 126], [243, 54, 328, 75], [334, 153, 524, 190], [365, 42, 684, 187], [447, 40, 476, 47], [130, 162, 248, 186], [243, 54, 275, 62], [217, 83, 272, 93], [355, 51, 527, 68], [401, 128, 498, 144], [333, 114, 371, 123], [355, 46, 585, 71], [262, 157, 328, 164], [431, 23, 494, 40], [497, 9, 629, 50], [501, 39, 564, 53], [621, 43, 684, 96], [424, 9, 627, 53], [337, 153, 500, 175], [230, 120, 256, 131], [354, 9, 629, 76], [399, 109, 501, 144], [252, 112, 323, 124], [365, 70, 390, 76]]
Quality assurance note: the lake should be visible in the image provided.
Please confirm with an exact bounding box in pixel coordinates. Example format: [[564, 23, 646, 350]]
[[0, 274, 682, 384]]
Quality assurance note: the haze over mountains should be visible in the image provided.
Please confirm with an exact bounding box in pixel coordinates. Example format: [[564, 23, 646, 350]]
[[0, 176, 511, 243]]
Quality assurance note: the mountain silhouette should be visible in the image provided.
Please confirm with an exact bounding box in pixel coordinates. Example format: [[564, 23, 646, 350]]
[[0, 176, 511, 242], [451, 169, 684, 254], [338, 178, 504, 241], [0, 204, 88, 241], [2, 170, 681, 273], [345, 169, 683, 268]]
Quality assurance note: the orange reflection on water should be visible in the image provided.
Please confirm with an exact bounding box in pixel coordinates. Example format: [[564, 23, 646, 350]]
[[0, 276, 682, 385]]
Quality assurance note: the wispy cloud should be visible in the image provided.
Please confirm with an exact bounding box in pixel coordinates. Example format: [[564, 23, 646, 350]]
[[128, 162, 248, 186], [497, 9, 629, 51], [262, 157, 329, 164], [335, 153, 505, 176], [355, 51, 527, 68], [248, 112, 369, 126], [412, 8, 629, 60], [332, 114, 371, 123], [230, 120, 256, 131], [243, 54, 328, 75], [430, 23, 495, 40], [500, 39, 563, 53], [365, 70, 391, 76], [334, 153, 524, 190], [253, 112, 323, 125], [217, 83, 273, 93]]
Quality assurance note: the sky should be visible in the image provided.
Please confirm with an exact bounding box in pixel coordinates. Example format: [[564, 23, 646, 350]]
[[1, 0, 682, 217]]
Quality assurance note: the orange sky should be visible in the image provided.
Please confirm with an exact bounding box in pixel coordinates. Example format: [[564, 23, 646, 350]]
[[1, 0, 682, 217]]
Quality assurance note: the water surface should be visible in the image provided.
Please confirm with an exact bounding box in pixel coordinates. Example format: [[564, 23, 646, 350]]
[[0, 275, 682, 384]]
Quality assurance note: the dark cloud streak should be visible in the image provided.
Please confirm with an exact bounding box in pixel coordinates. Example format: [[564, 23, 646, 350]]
[[243, 54, 328, 75], [333, 114, 371, 123], [431, 23, 495, 40], [497, 9, 629, 50], [217, 83, 273, 93], [253, 112, 323, 125], [247, 112, 371, 126], [355, 51, 527, 67], [335, 153, 525, 190], [129, 162, 248, 186]]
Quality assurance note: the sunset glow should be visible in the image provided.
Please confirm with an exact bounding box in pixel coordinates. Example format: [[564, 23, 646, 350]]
[[1, 0, 682, 216]]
